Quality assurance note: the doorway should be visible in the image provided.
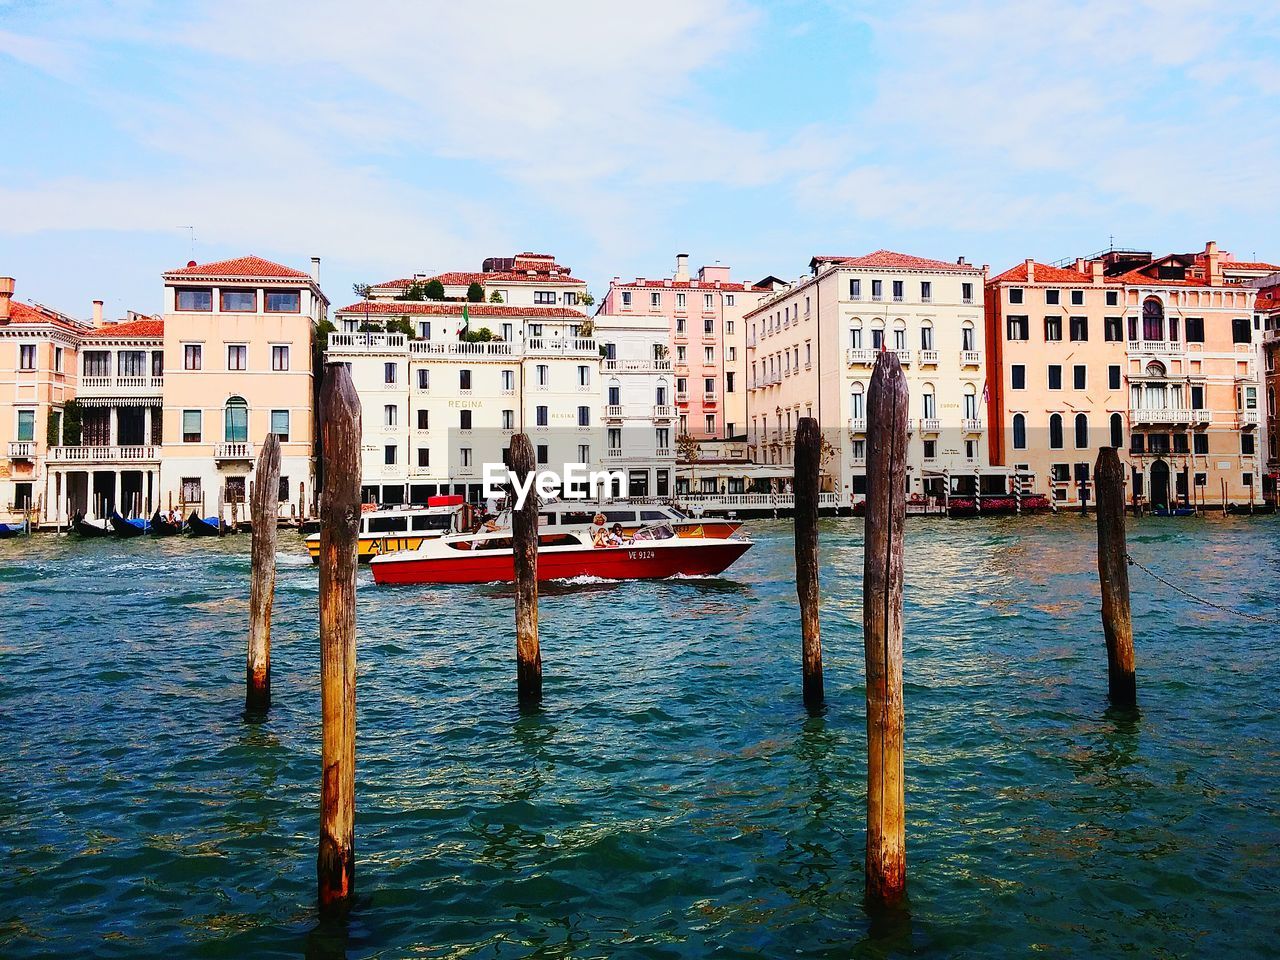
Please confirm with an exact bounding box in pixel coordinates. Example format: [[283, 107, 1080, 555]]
[[1150, 459, 1170, 508]]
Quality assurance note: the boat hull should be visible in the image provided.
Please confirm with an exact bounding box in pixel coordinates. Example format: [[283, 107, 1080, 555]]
[[73, 517, 112, 538], [371, 540, 752, 586], [186, 512, 223, 537], [110, 513, 149, 538]]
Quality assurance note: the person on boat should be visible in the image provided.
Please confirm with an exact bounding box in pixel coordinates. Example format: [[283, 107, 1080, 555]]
[[606, 522, 626, 546], [590, 513, 610, 547]]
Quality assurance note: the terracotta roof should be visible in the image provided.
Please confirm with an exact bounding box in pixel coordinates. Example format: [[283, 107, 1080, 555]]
[[1106, 268, 1220, 287], [4, 301, 89, 332], [987, 261, 1093, 285], [83, 318, 164, 338], [165, 255, 311, 280], [1255, 291, 1280, 312], [1225, 260, 1280, 271], [615, 279, 769, 292], [373, 270, 586, 289], [336, 301, 587, 319], [820, 249, 981, 272]]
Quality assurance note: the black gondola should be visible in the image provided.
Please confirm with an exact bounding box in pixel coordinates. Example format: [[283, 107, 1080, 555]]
[[72, 512, 112, 537], [150, 511, 182, 536], [109, 511, 150, 538], [186, 510, 223, 537]]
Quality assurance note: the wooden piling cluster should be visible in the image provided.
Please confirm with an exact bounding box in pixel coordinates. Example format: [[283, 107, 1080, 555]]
[[509, 433, 542, 704], [863, 352, 908, 907], [1095, 447, 1137, 707], [793, 417, 824, 710], [317, 363, 361, 916], [245, 433, 281, 717]]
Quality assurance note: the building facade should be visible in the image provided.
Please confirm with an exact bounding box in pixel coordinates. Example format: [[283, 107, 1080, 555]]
[[598, 255, 770, 442], [986, 243, 1264, 507], [745, 250, 996, 503], [1257, 280, 1280, 503]]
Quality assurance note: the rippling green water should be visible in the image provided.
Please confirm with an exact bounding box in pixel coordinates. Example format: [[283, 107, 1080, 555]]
[[1, 517, 1277, 958]]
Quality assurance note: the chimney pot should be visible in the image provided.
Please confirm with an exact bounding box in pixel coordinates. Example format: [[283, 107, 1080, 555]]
[[1025, 258, 1035, 283], [675, 253, 690, 283], [310, 256, 321, 281], [0, 276, 13, 323], [93, 299, 104, 327]]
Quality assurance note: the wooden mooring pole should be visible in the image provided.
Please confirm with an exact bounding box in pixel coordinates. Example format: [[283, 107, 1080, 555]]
[[509, 433, 542, 704], [317, 362, 361, 916], [794, 417, 823, 709], [1095, 447, 1136, 708], [863, 352, 908, 908], [246, 433, 281, 717]]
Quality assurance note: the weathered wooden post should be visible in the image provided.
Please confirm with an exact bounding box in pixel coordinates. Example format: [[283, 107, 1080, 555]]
[[509, 433, 542, 703], [246, 433, 282, 718], [794, 417, 823, 709], [317, 362, 361, 916], [1095, 447, 1136, 708], [299, 480, 306, 523], [863, 351, 908, 908]]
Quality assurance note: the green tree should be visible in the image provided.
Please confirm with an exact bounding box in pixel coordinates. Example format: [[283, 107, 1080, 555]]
[[460, 326, 496, 343], [315, 318, 337, 350], [61, 399, 83, 446], [46, 409, 62, 446], [424, 279, 446, 301], [466, 282, 485, 303], [386, 317, 415, 337], [578, 289, 595, 307], [398, 281, 426, 301], [358, 320, 381, 333], [488, 290, 505, 303], [352, 282, 371, 300]]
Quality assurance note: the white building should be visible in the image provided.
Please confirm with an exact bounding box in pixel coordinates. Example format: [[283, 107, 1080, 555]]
[[593, 310, 677, 498]]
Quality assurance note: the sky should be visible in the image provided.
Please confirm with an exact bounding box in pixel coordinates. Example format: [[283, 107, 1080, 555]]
[[2, 0, 1279, 320]]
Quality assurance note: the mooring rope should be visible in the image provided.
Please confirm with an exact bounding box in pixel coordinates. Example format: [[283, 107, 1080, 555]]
[[1125, 553, 1279, 624]]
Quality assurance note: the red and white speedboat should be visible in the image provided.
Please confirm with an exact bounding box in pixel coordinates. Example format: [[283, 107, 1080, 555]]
[[369, 521, 751, 585]]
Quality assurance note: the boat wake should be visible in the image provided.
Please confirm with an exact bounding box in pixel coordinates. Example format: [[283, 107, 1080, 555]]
[[547, 574, 616, 585]]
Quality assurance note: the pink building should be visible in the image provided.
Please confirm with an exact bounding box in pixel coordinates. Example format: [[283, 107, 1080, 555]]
[[598, 255, 774, 441]]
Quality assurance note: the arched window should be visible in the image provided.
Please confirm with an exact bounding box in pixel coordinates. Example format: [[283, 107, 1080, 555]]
[[1074, 412, 1089, 448], [606, 377, 621, 406], [1110, 412, 1124, 448], [920, 320, 934, 351], [961, 320, 975, 351], [1145, 360, 1166, 378], [224, 396, 248, 443], [850, 382, 865, 420], [892, 318, 907, 350], [655, 378, 668, 406], [870, 319, 885, 349], [1142, 298, 1164, 341], [1049, 413, 1063, 449], [921, 383, 936, 419], [963, 383, 978, 419], [849, 319, 863, 349], [1013, 413, 1027, 449]]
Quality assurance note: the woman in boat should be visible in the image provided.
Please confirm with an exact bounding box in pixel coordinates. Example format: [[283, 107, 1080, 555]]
[[590, 513, 610, 547], [607, 523, 627, 547]]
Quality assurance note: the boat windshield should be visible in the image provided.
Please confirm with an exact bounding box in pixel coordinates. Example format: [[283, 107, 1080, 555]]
[[631, 522, 676, 542]]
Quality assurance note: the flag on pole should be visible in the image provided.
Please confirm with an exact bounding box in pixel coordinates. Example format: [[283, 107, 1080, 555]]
[[981, 380, 989, 404], [457, 304, 471, 337]]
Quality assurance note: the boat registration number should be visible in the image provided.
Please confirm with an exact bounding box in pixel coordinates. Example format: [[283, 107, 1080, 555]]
[[628, 549, 656, 560]]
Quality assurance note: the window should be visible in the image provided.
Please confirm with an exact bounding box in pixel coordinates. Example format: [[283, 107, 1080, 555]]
[[578, 406, 590, 427], [384, 445, 397, 465], [419, 321, 432, 340], [224, 397, 248, 442], [962, 282, 973, 303], [704, 293, 713, 310], [1073, 365, 1086, 390], [921, 281, 932, 302], [1070, 290, 1084, 306], [417, 448, 429, 468], [920, 325, 934, 351], [649, 291, 662, 308], [1074, 413, 1089, 448], [271, 409, 290, 441], [965, 439, 978, 461], [727, 372, 736, 393], [704, 317, 714, 334], [1104, 317, 1123, 342], [850, 279, 862, 300], [1185, 317, 1205, 343], [1048, 365, 1062, 390], [1009, 288, 1024, 304], [182, 478, 202, 502], [16, 409, 35, 441], [417, 369, 430, 391], [726, 294, 736, 307], [118, 350, 146, 377], [1142, 299, 1165, 341], [705, 414, 716, 433], [1241, 433, 1255, 455], [536, 445, 548, 465], [1193, 433, 1209, 454], [892, 280, 904, 301], [1232, 317, 1251, 343], [502, 410, 514, 430], [923, 439, 937, 460], [83, 351, 109, 377], [621, 291, 632, 307], [385, 404, 398, 427], [1069, 317, 1088, 341], [176, 288, 212, 311], [1110, 413, 1123, 448], [1007, 315, 1029, 340], [704, 346, 714, 364], [1012, 413, 1027, 449], [501, 369, 514, 392], [1108, 365, 1121, 390], [18, 344, 36, 370], [535, 365, 548, 387], [1106, 291, 1119, 306], [417, 409, 429, 430], [178, 343, 201, 372], [459, 369, 471, 390], [221, 289, 257, 312], [676, 293, 686, 309], [183, 409, 202, 442], [1011, 365, 1026, 390], [459, 409, 471, 430], [272, 345, 290, 371], [1049, 413, 1063, 449], [536, 406, 548, 427], [264, 291, 300, 313], [1046, 289, 1060, 305], [872, 280, 883, 301], [385, 362, 398, 384], [1044, 316, 1062, 341]]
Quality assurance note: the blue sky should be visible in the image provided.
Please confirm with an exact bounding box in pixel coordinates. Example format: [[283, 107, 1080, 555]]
[[2, 0, 1279, 319]]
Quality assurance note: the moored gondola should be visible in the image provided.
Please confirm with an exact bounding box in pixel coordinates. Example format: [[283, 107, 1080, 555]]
[[0, 519, 29, 538], [109, 512, 150, 538], [186, 511, 224, 537], [150, 511, 183, 536], [72, 513, 112, 537]]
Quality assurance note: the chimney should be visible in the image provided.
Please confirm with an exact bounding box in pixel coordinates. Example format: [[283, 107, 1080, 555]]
[[0, 277, 13, 323], [92, 299, 104, 327], [957, 256, 968, 267], [675, 253, 690, 282], [311, 256, 321, 282], [1090, 260, 1104, 284], [1074, 258, 1086, 272], [1025, 258, 1035, 283], [1204, 240, 1221, 284]]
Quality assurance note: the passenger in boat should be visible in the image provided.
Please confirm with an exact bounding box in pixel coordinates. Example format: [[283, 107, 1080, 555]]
[[590, 513, 610, 547], [607, 523, 626, 546]]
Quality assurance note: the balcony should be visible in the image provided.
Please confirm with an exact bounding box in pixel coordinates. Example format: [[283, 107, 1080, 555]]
[[848, 418, 867, 435], [49, 444, 159, 463], [747, 335, 757, 349], [1130, 408, 1194, 425], [1239, 410, 1259, 427], [961, 350, 982, 367], [8, 441, 35, 459], [605, 448, 624, 460], [675, 391, 689, 405], [653, 404, 675, 420], [918, 350, 938, 365], [525, 337, 599, 357], [918, 418, 941, 434], [847, 347, 876, 366], [79, 375, 164, 397], [214, 442, 255, 461], [962, 419, 984, 433], [703, 393, 719, 405], [605, 404, 624, 419], [655, 447, 673, 458], [893, 349, 912, 366], [603, 358, 673, 374], [1128, 340, 1184, 356]]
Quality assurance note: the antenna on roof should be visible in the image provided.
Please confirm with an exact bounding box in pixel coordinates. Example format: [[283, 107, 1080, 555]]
[[177, 226, 195, 260]]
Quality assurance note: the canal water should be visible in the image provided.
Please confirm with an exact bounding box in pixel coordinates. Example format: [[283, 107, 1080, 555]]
[[1, 517, 1277, 958]]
